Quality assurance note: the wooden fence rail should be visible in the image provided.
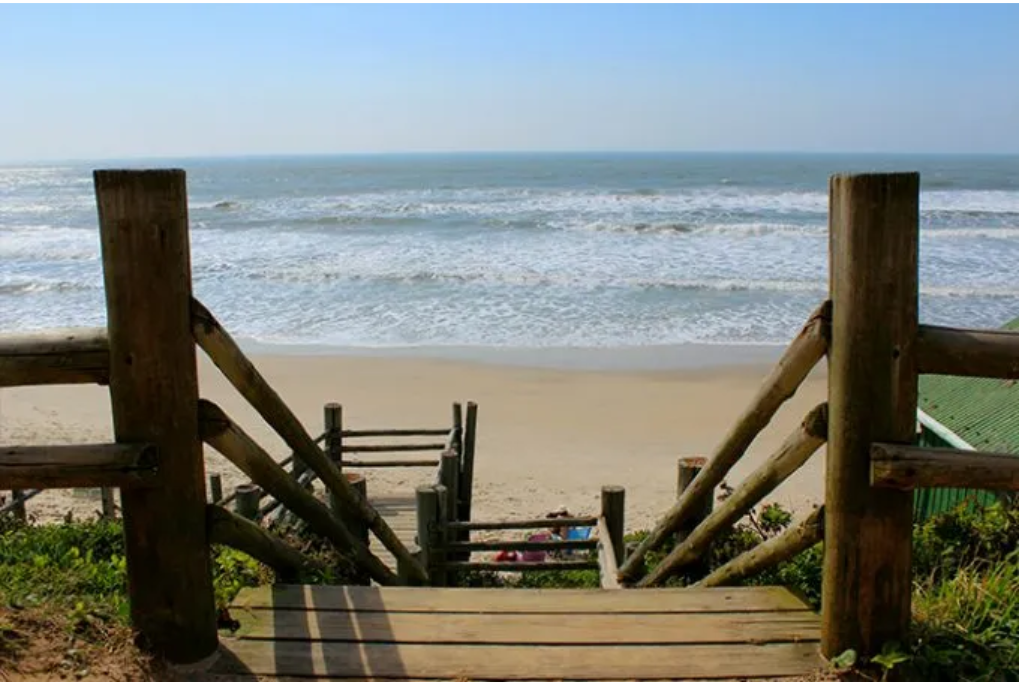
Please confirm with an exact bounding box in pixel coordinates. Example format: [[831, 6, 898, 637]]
[[0, 443, 158, 489], [619, 300, 830, 582], [870, 444, 1019, 492], [0, 328, 110, 388], [916, 324, 1019, 379]]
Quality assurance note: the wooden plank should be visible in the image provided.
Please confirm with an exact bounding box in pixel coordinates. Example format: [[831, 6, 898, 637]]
[[233, 585, 813, 613], [0, 443, 157, 489], [0, 328, 110, 387], [823, 172, 918, 657], [917, 324, 1018, 380], [212, 640, 822, 679], [341, 443, 447, 453], [620, 300, 830, 582], [698, 506, 825, 588], [871, 444, 1019, 492], [95, 169, 217, 663], [233, 609, 820, 644], [640, 404, 827, 586], [449, 516, 598, 531]]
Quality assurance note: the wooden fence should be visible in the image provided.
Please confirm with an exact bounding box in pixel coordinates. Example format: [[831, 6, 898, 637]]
[[611, 173, 1019, 660]]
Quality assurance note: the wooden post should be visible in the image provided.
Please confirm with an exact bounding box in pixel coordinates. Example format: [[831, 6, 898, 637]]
[[325, 403, 342, 468], [675, 457, 713, 546], [100, 487, 116, 519], [11, 490, 26, 522], [450, 402, 463, 456], [601, 485, 626, 566], [823, 173, 919, 658], [95, 169, 216, 663], [457, 401, 478, 523], [332, 473, 370, 547], [439, 450, 460, 568], [234, 484, 261, 520], [209, 474, 223, 504], [415, 485, 444, 586], [435, 484, 451, 587]]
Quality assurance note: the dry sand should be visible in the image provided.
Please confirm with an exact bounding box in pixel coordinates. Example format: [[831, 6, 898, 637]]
[[0, 352, 826, 531]]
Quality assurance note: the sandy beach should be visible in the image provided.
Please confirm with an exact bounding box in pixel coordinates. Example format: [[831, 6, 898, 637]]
[[1, 349, 826, 531]]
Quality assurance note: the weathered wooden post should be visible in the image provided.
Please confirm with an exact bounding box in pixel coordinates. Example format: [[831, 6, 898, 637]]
[[11, 489, 26, 522], [95, 169, 217, 662], [450, 402, 463, 457], [100, 487, 116, 519], [675, 457, 713, 546], [823, 173, 919, 658], [208, 474, 223, 504], [415, 485, 444, 586], [439, 450, 460, 568], [234, 484, 261, 520], [457, 401, 478, 523], [325, 402, 342, 468], [601, 485, 626, 566]]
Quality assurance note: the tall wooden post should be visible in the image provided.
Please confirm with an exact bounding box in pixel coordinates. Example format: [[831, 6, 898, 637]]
[[450, 402, 463, 457], [823, 173, 919, 658], [415, 485, 444, 586], [601, 485, 626, 566], [457, 401, 478, 523], [95, 169, 217, 663]]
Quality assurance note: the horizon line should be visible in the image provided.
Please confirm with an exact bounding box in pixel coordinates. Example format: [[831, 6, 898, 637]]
[[1, 148, 1018, 167]]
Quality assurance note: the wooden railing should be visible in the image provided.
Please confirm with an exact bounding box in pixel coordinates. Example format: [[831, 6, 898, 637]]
[[613, 173, 1020, 663], [414, 476, 624, 588]]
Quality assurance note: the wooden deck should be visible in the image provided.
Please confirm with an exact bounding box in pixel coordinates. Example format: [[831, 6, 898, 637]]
[[199, 585, 823, 679]]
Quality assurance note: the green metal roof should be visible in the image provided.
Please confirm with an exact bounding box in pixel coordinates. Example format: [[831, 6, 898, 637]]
[[917, 318, 1019, 454]]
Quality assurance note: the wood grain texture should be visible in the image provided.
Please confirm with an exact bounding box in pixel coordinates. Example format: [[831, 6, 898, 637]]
[[191, 298, 426, 584], [211, 640, 822, 679], [620, 300, 829, 582], [871, 444, 1018, 491], [0, 443, 157, 489], [823, 172, 918, 657], [95, 169, 217, 663], [641, 404, 828, 586], [698, 506, 825, 587], [917, 324, 1018, 379], [233, 584, 813, 613], [232, 609, 820, 644], [198, 399, 397, 586], [0, 328, 110, 387]]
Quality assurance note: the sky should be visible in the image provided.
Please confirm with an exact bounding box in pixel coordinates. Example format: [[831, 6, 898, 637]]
[[0, 4, 1018, 162]]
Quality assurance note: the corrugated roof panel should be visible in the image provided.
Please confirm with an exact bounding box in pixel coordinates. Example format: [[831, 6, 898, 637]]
[[917, 318, 1019, 455]]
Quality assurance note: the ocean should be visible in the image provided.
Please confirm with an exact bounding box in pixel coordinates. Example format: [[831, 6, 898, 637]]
[[0, 153, 1018, 355]]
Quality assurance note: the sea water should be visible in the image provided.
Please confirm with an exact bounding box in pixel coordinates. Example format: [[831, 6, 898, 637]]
[[0, 153, 1018, 353]]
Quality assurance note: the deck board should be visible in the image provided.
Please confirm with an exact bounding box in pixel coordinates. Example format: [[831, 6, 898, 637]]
[[208, 585, 823, 680], [367, 493, 418, 574]]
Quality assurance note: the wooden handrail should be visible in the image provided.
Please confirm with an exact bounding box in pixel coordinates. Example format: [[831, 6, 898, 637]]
[[446, 538, 598, 552], [343, 459, 440, 468], [198, 400, 400, 586], [191, 298, 427, 585], [340, 443, 447, 453], [206, 504, 321, 580], [871, 443, 1018, 492], [697, 506, 825, 588], [447, 516, 599, 531], [0, 443, 157, 489], [619, 300, 830, 582], [0, 328, 110, 387], [638, 403, 828, 587], [445, 560, 598, 572], [341, 428, 451, 438], [917, 324, 1018, 379]]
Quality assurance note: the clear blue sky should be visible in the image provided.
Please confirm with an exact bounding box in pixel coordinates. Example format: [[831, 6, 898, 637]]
[[0, 4, 1017, 161]]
